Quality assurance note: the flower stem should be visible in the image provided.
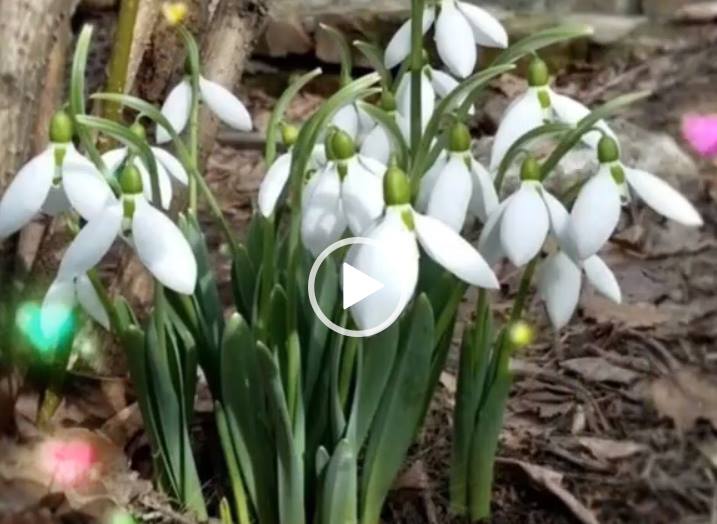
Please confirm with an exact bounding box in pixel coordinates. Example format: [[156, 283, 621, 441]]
[[87, 269, 122, 336], [409, 0, 425, 166], [188, 77, 200, 214], [103, 0, 139, 127]]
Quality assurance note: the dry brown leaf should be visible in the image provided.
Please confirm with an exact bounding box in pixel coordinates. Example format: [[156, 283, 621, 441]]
[[500, 458, 599, 524], [561, 357, 640, 385], [577, 437, 646, 461], [582, 296, 670, 328], [650, 367, 717, 431], [393, 460, 430, 491]]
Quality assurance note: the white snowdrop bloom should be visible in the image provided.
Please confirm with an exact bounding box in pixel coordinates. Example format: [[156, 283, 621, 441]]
[[384, 2, 507, 77], [49, 163, 197, 297], [0, 111, 112, 238], [490, 57, 615, 171], [570, 136, 703, 260], [537, 251, 621, 329], [478, 157, 568, 267], [42, 274, 110, 337], [156, 76, 252, 143], [416, 122, 497, 231], [331, 102, 374, 143], [301, 130, 386, 256], [360, 92, 400, 166], [429, 68, 475, 115], [347, 165, 499, 330], [395, 66, 436, 138]]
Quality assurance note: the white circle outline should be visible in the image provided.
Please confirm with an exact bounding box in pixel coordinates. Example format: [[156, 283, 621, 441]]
[[307, 237, 409, 338]]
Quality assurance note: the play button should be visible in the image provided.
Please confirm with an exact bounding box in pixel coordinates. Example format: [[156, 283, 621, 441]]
[[308, 237, 409, 338], [342, 263, 384, 309]]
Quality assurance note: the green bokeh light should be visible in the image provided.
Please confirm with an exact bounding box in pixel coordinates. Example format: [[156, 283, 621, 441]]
[[15, 301, 75, 354]]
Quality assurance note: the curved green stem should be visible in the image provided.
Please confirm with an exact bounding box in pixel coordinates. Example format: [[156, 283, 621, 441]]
[[409, 0, 425, 166], [104, 0, 140, 126]]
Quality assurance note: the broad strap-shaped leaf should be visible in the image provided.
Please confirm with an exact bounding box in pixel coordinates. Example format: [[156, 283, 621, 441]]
[[321, 440, 358, 524]]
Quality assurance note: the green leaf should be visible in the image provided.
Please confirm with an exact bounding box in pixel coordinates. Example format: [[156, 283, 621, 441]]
[[360, 295, 435, 524], [269, 284, 288, 354], [321, 440, 358, 524], [356, 101, 408, 168], [493, 24, 595, 66], [216, 403, 252, 524], [320, 24, 353, 86], [231, 245, 257, 322]]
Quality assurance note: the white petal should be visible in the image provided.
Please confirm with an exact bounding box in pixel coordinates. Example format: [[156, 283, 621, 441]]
[[258, 152, 292, 217], [62, 145, 96, 168], [477, 198, 509, 266], [582, 256, 621, 303], [625, 168, 703, 227], [455, 2, 508, 48], [430, 69, 459, 98], [426, 154, 472, 231], [310, 145, 328, 170], [62, 161, 114, 220], [132, 198, 197, 294], [348, 208, 419, 329], [0, 148, 54, 238], [435, 1, 476, 78], [537, 251, 582, 329], [301, 167, 346, 256], [469, 159, 499, 222], [384, 7, 436, 69], [157, 79, 192, 144], [356, 155, 387, 177], [356, 104, 375, 141], [342, 158, 384, 235], [199, 77, 252, 132], [57, 203, 122, 280], [416, 152, 448, 211], [550, 92, 615, 149], [331, 105, 359, 140], [360, 125, 392, 166], [101, 147, 129, 174], [500, 183, 549, 266], [570, 167, 622, 259], [396, 70, 435, 131], [415, 212, 499, 289], [75, 274, 110, 329], [490, 90, 545, 170], [152, 147, 189, 185], [137, 159, 173, 210], [41, 279, 76, 341], [539, 188, 578, 260]]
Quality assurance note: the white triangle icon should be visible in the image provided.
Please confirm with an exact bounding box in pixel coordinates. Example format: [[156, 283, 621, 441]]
[[342, 263, 384, 310]]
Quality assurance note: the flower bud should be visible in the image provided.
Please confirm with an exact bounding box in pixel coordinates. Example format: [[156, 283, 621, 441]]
[[281, 123, 299, 147], [597, 136, 620, 163], [49, 110, 74, 144], [119, 164, 143, 195], [329, 129, 355, 160], [448, 122, 471, 152], [519, 156, 541, 181], [130, 121, 147, 142], [527, 56, 549, 87], [509, 320, 534, 349], [162, 2, 188, 27], [384, 165, 411, 206], [380, 90, 396, 112]]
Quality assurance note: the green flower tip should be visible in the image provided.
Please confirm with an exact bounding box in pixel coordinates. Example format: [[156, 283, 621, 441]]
[[520, 156, 541, 181], [527, 56, 550, 87], [384, 165, 410, 206], [281, 123, 299, 147], [130, 121, 147, 142], [329, 129, 355, 160], [597, 136, 620, 163], [448, 122, 471, 152], [49, 110, 74, 143], [380, 90, 396, 112], [119, 164, 143, 194]]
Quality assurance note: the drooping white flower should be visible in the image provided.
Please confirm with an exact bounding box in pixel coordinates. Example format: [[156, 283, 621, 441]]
[[156, 77, 252, 144], [42, 274, 110, 336], [331, 103, 374, 143], [384, 1, 507, 78], [490, 56, 615, 171], [416, 122, 497, 231], [537, 250, 621, 329], [478, 157, 568, 267], [347, 165, 499, 330], [570, 136, 703, 259], [301, 130, 386, 255], [0, 111, 112, 238], [395, 66, 436, 139], [48, 163, 197, 297]]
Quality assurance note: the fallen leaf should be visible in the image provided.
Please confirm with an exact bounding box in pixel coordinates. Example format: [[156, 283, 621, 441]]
[[499, 458, 599, 524], [561, 357, 640, 385], [578, 437, 646, 460], [393, 460, 430, 491], [582, 296, 670, 328], [650, 367, 717, 431]]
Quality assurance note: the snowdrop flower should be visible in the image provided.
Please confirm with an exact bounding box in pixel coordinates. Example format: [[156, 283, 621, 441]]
[[331, 103, 374, 143], [102, 123, 188, 210], [478, 156, 568, 267], [570, 136, 703, 259], [537, 251, 621, 329], [42, 274, 110, 337], [384, 1, 508, 78], [417, 122, 497, 230], [490, 57, 615, 171], [682, 114, 717, 157], [0, 110, 112, 238], [156, 75, 252, 144], [347, 165, 499, 329], [48, 164, 197, 296], [301, 130, 386, 256], [395, 66, 436, 140], [360, 92, 400, 166]]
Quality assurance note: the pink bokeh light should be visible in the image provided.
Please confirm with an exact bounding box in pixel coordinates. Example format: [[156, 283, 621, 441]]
[[682, 114, 717, 158], [40, 439, 97, 488]]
